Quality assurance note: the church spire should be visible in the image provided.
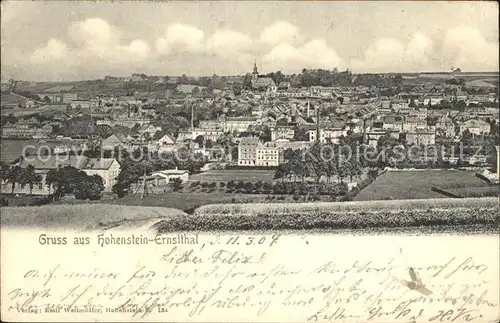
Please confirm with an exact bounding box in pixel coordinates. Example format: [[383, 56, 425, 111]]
[[252, 60, 259, 75]]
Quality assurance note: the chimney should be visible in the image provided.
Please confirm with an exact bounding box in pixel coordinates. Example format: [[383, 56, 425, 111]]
[[316, 106, 320, 143], [362, 119, 367, 144], [191, 104, 194, 129]]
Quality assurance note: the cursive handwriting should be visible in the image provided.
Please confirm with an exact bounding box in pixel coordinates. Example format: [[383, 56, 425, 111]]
[[2, 236, 498, 322]]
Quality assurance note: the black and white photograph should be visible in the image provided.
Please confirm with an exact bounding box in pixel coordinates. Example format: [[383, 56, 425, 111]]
[[1, 1, 498, 322]]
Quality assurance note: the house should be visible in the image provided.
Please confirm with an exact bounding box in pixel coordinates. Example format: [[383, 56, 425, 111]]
[[423, 95, 443, 107], [366, 131, 386, 148], [1, 124, 51, 139], [224, 116, 258, 133], [402, 118, 428, 132], [70, 99, 96, 109], [405, 131, 435, 146], [176, 130, 193, 142], [137, 124, 160, 137], [83, 158, 121, 191], [24, 100, 35, 108], [271, 126, 295, 141], [199, 120, 221, 129], [148, 168, 189, 186], [102, 134, 128, 150], [62, 93, 78, 103], [156, 133, 176, 146], [308, 128, 345, 144], [10, 156, 121, 193], [459, 119, 491, 136], [391, 99, 409, 111], [191, 128, 225, 142], [255, 141, 284, 166], [38, 93, 61, 103], [435, 116, 455, 137], [238, 137, 260, 166]]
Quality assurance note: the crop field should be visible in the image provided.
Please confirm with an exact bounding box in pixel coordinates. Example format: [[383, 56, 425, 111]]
[[2, 197, 497, 232], [354, 170, 489, 201], [15, 81, 81, 93], [154, 197, 499, 232], [1, 204, 186, 231], [190, 170, 276, 183], [1, 93, 30, 106]]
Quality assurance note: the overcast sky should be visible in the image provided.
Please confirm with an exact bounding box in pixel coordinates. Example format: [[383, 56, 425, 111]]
[[1, 1, 498, 81]]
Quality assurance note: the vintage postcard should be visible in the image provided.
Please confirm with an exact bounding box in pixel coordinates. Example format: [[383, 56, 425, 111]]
[[1, 1, 499, 322]]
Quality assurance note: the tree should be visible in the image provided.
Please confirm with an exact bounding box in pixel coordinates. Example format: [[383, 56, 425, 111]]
[[276, 117, 288, 126], [293, 126, 309, 141], [242, 73, 253, 90], [194, 135, 205, 147], [205, 139, 214, 149], [274, 164, 287, 183], [74, 174, 104, 200], [244, 182, 254, 194], [45, 169, 60, 195], [305, 143, 327, 183], [7, 166, 23, 194], [0, 162, 10, 183], [170, 178, 183, 191], [22, 165, 42, 195]]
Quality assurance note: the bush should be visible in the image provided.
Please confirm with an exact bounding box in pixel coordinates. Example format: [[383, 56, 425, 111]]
[[171, 178, 183, 192], [243, 182, 254, 194], [262, 182, 272, 193], [156, 203, 499, 232]]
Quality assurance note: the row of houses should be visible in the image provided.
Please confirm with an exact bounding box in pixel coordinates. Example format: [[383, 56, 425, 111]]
[[2, 123, 53, 139]]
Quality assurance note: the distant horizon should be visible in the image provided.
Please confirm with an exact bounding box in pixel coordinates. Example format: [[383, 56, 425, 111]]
[[2, 70, 499, 84]]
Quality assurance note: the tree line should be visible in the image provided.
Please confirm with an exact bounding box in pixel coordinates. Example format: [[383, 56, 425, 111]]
[[274, 141, 364, 184], [0, 162, 104, 199], [111, 147, 207, 197]]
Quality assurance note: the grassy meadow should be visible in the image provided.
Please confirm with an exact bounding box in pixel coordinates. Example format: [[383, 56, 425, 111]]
[[1, 204, 186, 231], [354, 170, 491, 201]]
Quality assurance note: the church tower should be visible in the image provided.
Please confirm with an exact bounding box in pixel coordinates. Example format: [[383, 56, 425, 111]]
[[252, 60, 259, 81]]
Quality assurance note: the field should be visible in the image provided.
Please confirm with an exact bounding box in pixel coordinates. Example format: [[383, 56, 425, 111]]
[[1, 103, 68, 117], [190, 169, 276, 182], [354, 170, 490, 201], [1, 204, 186, 231], [0, 139, 66, 163], [1, 93, 30, 106], [153, 197, 499, 232], [56, 192, 271, 212], [14, 81, 81, 93]]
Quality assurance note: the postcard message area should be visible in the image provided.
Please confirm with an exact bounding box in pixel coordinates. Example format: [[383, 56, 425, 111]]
[[1, 230, 499, 322]]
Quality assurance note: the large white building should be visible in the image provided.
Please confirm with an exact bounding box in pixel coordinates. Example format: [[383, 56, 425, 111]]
[[308, 128, 346, 144], [237, 137, 285, 167], [9, 156, 121, 194], [256, 142, 284, 166], [224, 117, 258, 133], [238, 137, 260, 166], [459, 119, 491, 136]]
